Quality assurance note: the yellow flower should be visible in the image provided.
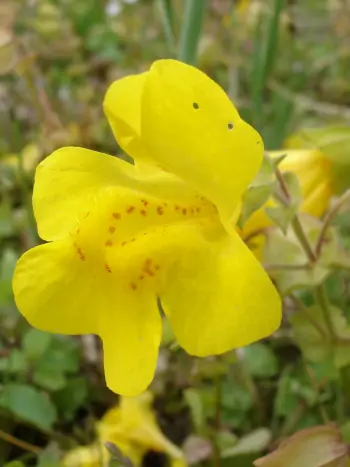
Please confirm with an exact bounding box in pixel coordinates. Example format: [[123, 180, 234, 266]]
[[242, 149, 333, 238], [12, 59, 281, 396], [63, 391, 185, 467], [2, 143, 42, 175]]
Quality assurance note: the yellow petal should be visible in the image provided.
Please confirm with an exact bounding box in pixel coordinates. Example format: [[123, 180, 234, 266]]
[[161, 229, 281, 356], [33, 147, 132, 241], [141, 60, 263, 222], [276, 149, 332, 218], [104, 72, 150, 160], [13, 239, 161, 396], [100, 288, 161, 396], [13, 241, 97, 334], [63, 445, 108, 467], [33, 146, 205, 242], [104, 59, 263, 223], [99, 393, 184, 459]]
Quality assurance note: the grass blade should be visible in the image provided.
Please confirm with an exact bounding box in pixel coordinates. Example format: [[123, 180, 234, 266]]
[[178, 0, 207, 65]]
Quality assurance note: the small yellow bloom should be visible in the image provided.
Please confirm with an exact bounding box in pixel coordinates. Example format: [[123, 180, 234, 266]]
[[12, 60, 281, 396], [63, 392, 185, 467], [2, 143, 42, 175], [242, 149, 333, 238]]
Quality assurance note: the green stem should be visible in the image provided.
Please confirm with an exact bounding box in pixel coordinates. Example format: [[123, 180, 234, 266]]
[[314, 285, 336, 341], [234, 350, 265, 424], [158, 0, 176, 53], [212, 373, 222, 467], [178, 0, 207, 64], [291, 216, 316, 263]]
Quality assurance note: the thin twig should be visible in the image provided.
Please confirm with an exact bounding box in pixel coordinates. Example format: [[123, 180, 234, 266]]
[[0, 429, 42, 455], [315, 189, 350, 257], [289, 293, 328, 341], [291, 216, 317, 263], [305, 365, 330, 424]]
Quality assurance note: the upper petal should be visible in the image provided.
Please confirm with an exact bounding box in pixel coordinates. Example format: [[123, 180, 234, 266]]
[[161, 229, 281, 356], [33, 147, 135, 241], [103, 60, 264, 224], [33, 147, 205, 242], [103, 72, 150, 160], [141, 59, 264, 223]]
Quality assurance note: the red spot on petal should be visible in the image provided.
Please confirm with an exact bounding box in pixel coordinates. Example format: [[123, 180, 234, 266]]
[[182, 208, 187, 215], [139, 275, 144, 280], [144, 269, 155, 277], [105, 264, 112, 273], [77, 248, 85, 261], [130, 282, 137, 291], [130, 238, 136, 243], [141, 199, 149, 206], [163, 202, 168, 207], [145, 258, 152, 267], [109, 226, 116, 234], [105, 239, 113, 247], [157, 206, 164, 215], [140, 209, 147, 216], [196, 207, 201, 213], [126, 206, 135, 214], [155, 265, 160, 271], [175, 205, 180, 212], [121, 241, 127, 246], [113, 212, 121, 220], [190, 207, 194, 214]]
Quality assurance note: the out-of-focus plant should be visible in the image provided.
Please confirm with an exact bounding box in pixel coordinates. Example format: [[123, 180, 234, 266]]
[[62, 391, 186, 467]]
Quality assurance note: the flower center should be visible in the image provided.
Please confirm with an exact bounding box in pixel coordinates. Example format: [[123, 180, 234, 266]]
[[70, 186, 219, 292]]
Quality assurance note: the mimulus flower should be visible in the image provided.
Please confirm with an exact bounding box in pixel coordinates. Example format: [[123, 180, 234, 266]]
[[242, 148, 333, 238], [63, 391, 185, 467], [13, 60, 281, 396]]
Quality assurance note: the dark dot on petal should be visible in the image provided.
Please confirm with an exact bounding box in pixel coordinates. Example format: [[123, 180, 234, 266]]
[[193, 102, 199, 110], [228, 122, 234, 130]]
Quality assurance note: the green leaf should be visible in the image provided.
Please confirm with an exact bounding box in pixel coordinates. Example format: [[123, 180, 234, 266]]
[[243, 343, 279, 378], [221, 428, 272, 458], [215, 430, 238, 452], [38, 336, 79, 373], [51, 377, 88, 421], [0, 349, 28, 373], [0, 384, 57, 430], [178, 0, 208, 65], [33, 365, 66, 391], [340, 421, 350, 444], [184, 388, 205, 434], [291, 125, 350, 166], [239, 155, 276, 226], [221, 383, 253, 429], [263, 230, 329, 295], [265, 205, 294, 234], [274, 367, 322, 418], [23, 329, 52, 361], [290, 305, 350, 369]]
